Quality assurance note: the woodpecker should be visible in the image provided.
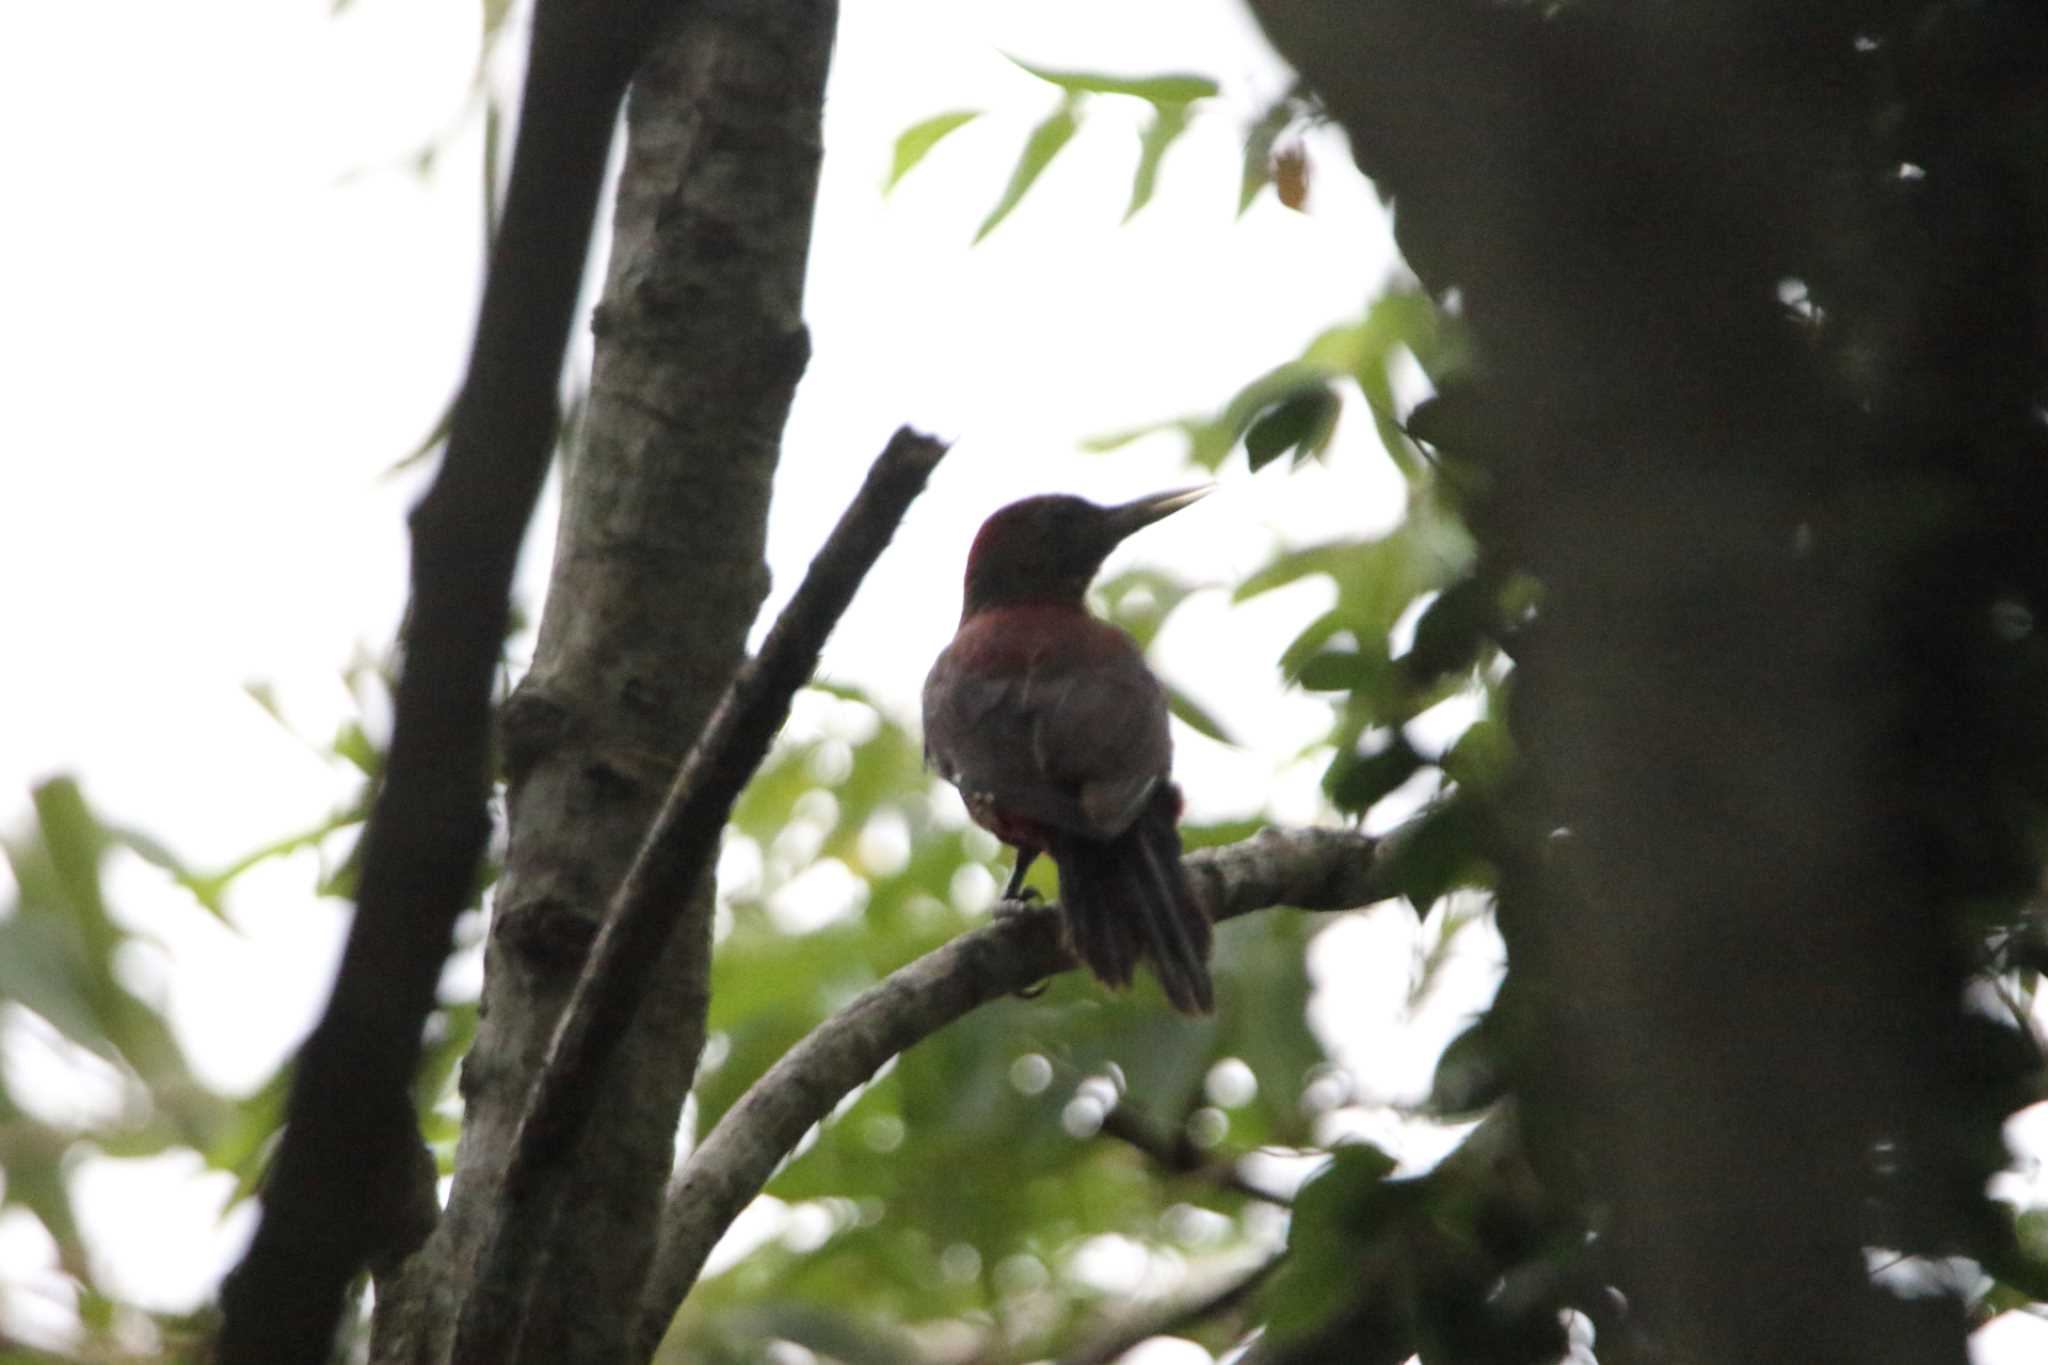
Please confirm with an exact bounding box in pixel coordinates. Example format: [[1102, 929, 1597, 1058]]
[[922, 488, 1215, 1013]]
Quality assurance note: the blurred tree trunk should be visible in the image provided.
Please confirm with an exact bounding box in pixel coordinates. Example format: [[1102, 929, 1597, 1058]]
[[1251, 2, 2048, 1362], [370, 3, 838, 1361]]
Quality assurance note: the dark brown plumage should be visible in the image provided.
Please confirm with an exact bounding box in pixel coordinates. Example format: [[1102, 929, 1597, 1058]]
[[922, 490, 1215, 1013]]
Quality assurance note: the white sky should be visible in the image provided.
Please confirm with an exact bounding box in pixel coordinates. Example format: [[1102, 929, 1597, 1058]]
[[0, 1, 2042, 1360]]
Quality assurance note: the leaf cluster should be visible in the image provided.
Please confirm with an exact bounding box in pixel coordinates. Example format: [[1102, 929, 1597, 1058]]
[[889, 60, 1320, 239]]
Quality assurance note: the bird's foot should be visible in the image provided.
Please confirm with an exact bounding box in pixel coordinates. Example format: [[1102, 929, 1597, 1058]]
[[992, 885, 1043, 919]]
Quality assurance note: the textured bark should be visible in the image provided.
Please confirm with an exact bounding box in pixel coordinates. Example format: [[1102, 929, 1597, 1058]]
[[369, 3, 839, 1362], [635, 825, 1387, 1356]]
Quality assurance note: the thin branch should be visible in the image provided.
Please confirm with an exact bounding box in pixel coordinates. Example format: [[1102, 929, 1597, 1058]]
[[213, 2, 673, 1359], [635, 825, 1387, 1354], [451, 427, 949, 1365], [1056, 1251, 1285, 1365], [1097, 1103, 1294, 1207]]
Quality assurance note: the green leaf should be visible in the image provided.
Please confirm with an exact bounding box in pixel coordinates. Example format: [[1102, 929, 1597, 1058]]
[[1211, 361, 1339, 470], [1181, 816, 1266, 850], [1294, 649, 1375, 694], [1239, 95, 1295, 216], [1167, 684, 1238, 747], [1089, 359, 1342, 472], [731, 741, 824, 846], [1274, 612, 1353, 684], [1125, 100, 1194, 221], [693, 1303, 920, 1365], [1094, 566, 1197, 652], [206, 1063, 295, 1196], [1207, 911, 1324, 1147], [975, 100, 1082, 243], [243, 680, 287, 725], [1985, 1204, 2048, 1302], [886, 110, 981, 192], [1196, 352, 1359, 472], [34, 778, 114, 941], [1008, 57, 1219, 104], [316, 829, 366, 901], [161, 808, 363, 917], [1400, 577, 1492, 683], [1441, 719, 1513, 796], [2, 781, 202, 1089], [1236, 541, 1367, 603], [1350, 291, 1449, 480], [1354, 291, 1445, 384], [1323, 739, 1424, 817], [1378, 799, 1489, 917], [0, 915, 109, 1059], [1080, 417, 1206, 455], [1241, 525, 1477, 677], [332, 720, 382, 777], [385, 392, 456, 478], [1401, 378, 1492, 466], [1245, 385, 1340, 471], [0, 1120, 87, 1271], [1262, 1143, 1403, 1341]]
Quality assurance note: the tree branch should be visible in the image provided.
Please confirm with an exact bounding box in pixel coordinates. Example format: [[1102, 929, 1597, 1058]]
[[1097, 1103, 1293, 1207], [1056, 1251, 1284, 1365], [451, 427, 948, 1365], [634, 825, 1386, 1355], [215, 2, 673, 1360]]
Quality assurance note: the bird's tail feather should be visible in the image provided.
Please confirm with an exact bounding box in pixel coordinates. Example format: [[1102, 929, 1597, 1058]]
[[1051, 786, 1215, 1014]]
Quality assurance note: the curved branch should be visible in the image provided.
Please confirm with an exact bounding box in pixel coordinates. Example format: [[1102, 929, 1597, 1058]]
[[634, 825, 1386, 1354]]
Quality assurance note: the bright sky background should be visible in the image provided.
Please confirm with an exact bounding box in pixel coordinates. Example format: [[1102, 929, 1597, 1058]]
[[0, 1, 2042, 1360]]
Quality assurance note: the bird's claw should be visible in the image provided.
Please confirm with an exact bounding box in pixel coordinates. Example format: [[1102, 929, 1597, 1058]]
[[992, 886, 1043, 919], [995, 888, 1052, 999]]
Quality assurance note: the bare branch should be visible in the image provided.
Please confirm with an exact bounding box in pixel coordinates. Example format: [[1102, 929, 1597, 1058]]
[[1097, 1103, 1294, 1207], [451, 427, 949, 1365], [635, 825, 1385, 1354], [1057, 1252, 1284, 1365], [214, 2, 673, 1359]]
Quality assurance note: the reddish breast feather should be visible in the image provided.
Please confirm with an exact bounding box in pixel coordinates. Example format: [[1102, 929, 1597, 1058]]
[[946, 603, 1141, 672], [937, 605, 1145, 853]]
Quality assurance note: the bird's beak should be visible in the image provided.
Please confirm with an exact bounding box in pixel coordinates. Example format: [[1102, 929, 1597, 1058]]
[[1101, 484, 1213, 543]]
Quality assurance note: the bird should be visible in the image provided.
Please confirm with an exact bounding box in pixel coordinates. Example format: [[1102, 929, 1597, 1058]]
[[922, 488, 1216, 1014]]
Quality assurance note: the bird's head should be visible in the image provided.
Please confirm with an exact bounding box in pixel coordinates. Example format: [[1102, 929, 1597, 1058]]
[[960, 486, 1210, 618]]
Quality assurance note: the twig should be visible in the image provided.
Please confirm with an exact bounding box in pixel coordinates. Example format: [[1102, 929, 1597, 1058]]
[[213, 2, 673, 1360], [634, 825, 1386, 1354], [1057, 1252, 1285, 1365], [450, 427, 949, 1365], [1097, 1103, 1294, 1207]]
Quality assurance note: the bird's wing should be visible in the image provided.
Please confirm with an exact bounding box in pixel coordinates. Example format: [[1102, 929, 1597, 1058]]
[[1028, 657, 1169, 839], [924, 626, 1171, 842], [925, 665, 1092, 834]]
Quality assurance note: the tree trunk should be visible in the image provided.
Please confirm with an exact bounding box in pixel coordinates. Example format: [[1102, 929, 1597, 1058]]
[[370, 3, 838, 1360], [1248, 2, 2045, 1361]]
